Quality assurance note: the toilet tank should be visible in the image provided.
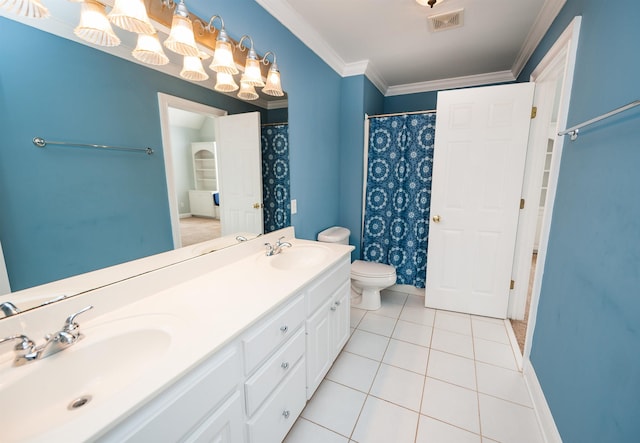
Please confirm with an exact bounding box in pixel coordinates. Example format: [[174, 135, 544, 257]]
[[317, 226, 350, 245]]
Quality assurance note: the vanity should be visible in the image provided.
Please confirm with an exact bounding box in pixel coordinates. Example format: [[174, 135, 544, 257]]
[[0, 227, 353, 442]]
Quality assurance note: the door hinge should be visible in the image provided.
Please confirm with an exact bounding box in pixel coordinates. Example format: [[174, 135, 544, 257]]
[[510, 280, 515, 290], [531, 106, 537, 119], [520, 198, 525, 209]]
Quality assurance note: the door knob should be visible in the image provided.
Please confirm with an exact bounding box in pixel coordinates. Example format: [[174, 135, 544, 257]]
[[253, 202, 260, 209], [432, 215, 441, 223]]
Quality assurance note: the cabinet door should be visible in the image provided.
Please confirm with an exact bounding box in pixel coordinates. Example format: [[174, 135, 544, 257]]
[[305, 298, 332, 399], [183, 391, 244, 443], [330, 282, 351, 358]]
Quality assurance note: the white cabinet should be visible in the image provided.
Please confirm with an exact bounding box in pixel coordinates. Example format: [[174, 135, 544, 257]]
[[305, 259, 351, 399], [243, 294, 306, 443], [100, 346, 243, 442], [189, 190, 217, 218], [98, 252, 351, 443], [184, 392, 245, 443]]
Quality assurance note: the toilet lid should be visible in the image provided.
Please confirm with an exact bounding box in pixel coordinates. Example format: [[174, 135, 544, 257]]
[[351, 260, 396, 278]]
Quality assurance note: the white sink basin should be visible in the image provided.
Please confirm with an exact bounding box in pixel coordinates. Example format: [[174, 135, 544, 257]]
[[265, 244, 332, 270], [0, 314, 176, 442]]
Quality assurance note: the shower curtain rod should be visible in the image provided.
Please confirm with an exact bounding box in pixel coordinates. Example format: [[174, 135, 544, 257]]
[[261, 121, 288, 127], [366, 109, 436, 119]]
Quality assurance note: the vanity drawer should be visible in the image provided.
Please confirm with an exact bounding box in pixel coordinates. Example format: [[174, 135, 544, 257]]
[[306, 257, 350, 315], [104, 346, 241, 442], [246, 360, 306, 443], [243, 294, 304, 374], [245, 327, 305, 416]]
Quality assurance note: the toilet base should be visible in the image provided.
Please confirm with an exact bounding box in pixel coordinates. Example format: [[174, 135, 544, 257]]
[[351, 286, 382, 310]]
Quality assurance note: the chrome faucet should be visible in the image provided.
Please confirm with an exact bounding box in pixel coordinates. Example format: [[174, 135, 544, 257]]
[[0, 305, 93, 366], [264, 236, 292, 256], [0, 301, 20, 317]]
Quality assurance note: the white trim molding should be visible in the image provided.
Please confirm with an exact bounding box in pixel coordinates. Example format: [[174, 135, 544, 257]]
[[257, 0, 566, 96], [386, 70, 516, 96], [524, 359, 563, 443], [512, 0, 568, 79], [255, 0, 348, 76]]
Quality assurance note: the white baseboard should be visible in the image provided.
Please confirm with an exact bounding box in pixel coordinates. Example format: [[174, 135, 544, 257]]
[[389, 284, 425, 297], [523, 359, 563, 443], [505, 319, 524, 371], [179, 213, 192, 219]]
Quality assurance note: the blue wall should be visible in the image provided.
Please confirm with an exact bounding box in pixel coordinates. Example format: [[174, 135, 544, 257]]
[[337, 76, 384, 259], [0, 17, 262, 290], [384, 91, 438, 114], [189, 0, 343, 242], [1, 0, 346, 290], [518, 1, 640, 441]]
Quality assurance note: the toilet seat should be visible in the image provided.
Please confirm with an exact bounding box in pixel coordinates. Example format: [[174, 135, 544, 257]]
[[351, 260, 396, 279]]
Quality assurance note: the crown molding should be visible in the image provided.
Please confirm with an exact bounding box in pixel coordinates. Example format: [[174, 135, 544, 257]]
[[255, 0, 348, 75], [511, 0, 567, 79], [386, 70, 516, 96], [257, 0, 562, 97]]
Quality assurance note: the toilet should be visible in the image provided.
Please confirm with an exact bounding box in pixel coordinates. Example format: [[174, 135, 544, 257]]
[[317, 227, 397, 311]]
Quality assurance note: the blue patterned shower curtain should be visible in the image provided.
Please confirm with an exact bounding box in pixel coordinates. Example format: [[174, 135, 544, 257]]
[[362, 113, 436, 288], [261, 124, 290, 233]]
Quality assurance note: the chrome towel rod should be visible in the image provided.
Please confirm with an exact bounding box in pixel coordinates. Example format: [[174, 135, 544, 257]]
[[558, 100, 640, 141], [32, 137, 154, 155]]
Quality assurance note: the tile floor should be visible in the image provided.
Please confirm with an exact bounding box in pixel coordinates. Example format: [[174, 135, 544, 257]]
[[284, 290, 543, 443]]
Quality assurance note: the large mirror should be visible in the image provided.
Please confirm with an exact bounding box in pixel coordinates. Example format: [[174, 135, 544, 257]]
[[0, 4, 290, 318]]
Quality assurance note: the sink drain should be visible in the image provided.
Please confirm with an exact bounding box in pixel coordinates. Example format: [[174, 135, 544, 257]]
[[68, 395, 92, 410]]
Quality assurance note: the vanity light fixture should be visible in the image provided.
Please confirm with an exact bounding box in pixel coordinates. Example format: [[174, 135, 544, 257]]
[[180, 55, 209, 81], [107, 0, 155, 35], [132, 33, 169, 66], [74, 0, 121, 47], [206, 15, 239, 75], [214, 72, 239, 93], [163, 0, 199, 57], [237, 82, 259, 101], [0, 0, 49, 19], [261, 51, 284, 97], [238, 35, 266, 88]]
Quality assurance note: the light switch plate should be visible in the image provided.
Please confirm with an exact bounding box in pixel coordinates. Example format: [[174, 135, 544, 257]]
[[291, 199, 297, 214]]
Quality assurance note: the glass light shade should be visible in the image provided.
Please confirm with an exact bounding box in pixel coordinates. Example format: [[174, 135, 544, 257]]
[[0, 0, 49, 19], [262, 66, 284, 97], [74, 0, 121, 47], [108, 0, 155, 35], [164, 14, 199, 57], [180, 56, 209, 82], [240, 57, 265, 87], [133, 33, 169, 66], [209, 39, 238, 75], [237, 82, 259, 101], [214, 72, 239, 93]]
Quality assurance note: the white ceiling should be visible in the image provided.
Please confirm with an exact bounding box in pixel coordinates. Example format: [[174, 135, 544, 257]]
[[257, 0, 566, 95]]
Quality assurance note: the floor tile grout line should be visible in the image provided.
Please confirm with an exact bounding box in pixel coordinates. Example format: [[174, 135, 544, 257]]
[[470, 314, 485, 440], [419, 413, 484, 438]]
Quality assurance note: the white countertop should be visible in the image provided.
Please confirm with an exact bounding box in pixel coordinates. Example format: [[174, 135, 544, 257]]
[[0, 227, 353, 442]]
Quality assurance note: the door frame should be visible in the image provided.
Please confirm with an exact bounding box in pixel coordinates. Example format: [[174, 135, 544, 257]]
[[157, 93, 227, 249], [0, 240, 11, 295], [508, 17, 582, 361]]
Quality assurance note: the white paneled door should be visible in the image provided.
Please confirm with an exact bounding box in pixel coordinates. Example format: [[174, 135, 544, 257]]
[[215, 112, 264, 236], [426, 83, 535, 318]]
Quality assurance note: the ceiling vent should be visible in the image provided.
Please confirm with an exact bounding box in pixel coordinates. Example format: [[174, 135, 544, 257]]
[[428, 8, 464, 32]]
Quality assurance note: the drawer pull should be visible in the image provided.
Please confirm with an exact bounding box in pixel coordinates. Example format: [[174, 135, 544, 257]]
[[282, 410, 290, 419], [280, 325, 289, 333], [330, 305, 337, 311], [281, 362, 290, 370], [335, 300, 341, 306]]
